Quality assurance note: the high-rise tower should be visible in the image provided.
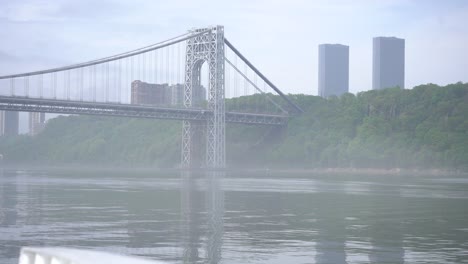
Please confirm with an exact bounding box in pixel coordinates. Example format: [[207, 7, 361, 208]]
[[373, 37, 405, 90], [318, 44, 349, 97]]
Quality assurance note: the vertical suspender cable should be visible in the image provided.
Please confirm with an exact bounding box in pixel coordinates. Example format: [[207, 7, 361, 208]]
[[113, 61, 116, 102], [131, 56, 134, 87], [107, 62, 110, 102], [156, 49, 159, 83], [137, 54, 140, 82], [140, 54, 142, 81], [166, 47, 169, 84], [160, 49, 163, 83], [118, 59, 121, 103], [125, 58, 127, 103], [171, 45, 174, 85], [50, 74, 53, 99], [226, 60, 230, 110], [177, 42, 181, 84], [10, 78, 14, 96], [66, 70, 69, 99], [88, 67, 92, 101], [68, 70, 71, 100], [142, 53, 145, 81], [104, 63, 108, 102], [53, 72, 57, 99], [254, 74, 258, 112], [95, 65, 97, 101], [244, 63, 248, 97], [24, 77, 27, 97], [39, 74, 43, 98], [64, 70, 67, 100], [149, 51, 153, 84], [127, 57, 130, 103], [80, 67, 84, 101], [24, 76, 28, 97], [101, 64, 104, 102], [92, 66, 95, 102], [155, 49, 158, 84], [234, 55, 238, 110]]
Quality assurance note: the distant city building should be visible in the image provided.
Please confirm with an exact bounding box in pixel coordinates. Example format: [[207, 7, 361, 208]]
[[131, 81, 206, 106], [373, 37, 405, 90], [29, 112, 46, 136], [2, 111, 19, 136], [191, 84, 206, 107], [171, 83, 184, 106], [318, 44, 349, 97], [131, 81, 171, 105]]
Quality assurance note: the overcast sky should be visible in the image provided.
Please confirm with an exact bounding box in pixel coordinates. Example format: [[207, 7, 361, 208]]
[[0, 0, 467, 97]]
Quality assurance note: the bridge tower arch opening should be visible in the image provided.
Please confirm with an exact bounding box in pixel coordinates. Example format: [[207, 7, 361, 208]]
[[182, 26, 225, 169]]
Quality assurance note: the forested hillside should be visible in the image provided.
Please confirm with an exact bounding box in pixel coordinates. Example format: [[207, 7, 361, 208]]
[[1, 82, 467, 170]]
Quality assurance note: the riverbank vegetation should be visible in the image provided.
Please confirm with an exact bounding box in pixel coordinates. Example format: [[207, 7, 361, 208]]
[[1, 82, 467, 171]]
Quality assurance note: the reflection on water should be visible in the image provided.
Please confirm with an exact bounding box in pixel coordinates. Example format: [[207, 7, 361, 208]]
[[1, 168, 468, 263], [181, 171, 224, 264], [314, 184, 346, 264], [0, 168, 17, 261]]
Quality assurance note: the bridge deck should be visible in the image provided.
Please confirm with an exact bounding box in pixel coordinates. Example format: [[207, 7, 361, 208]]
[[0, 96, 287, 126]]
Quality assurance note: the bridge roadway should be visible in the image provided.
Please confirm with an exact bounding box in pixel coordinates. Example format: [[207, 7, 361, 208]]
[[0, 96, 287, 125]]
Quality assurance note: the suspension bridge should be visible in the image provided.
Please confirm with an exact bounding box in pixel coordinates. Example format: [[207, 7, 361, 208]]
[[0, 25, 302, 168]]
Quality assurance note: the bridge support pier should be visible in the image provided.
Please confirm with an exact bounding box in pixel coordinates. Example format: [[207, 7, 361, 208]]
[[182, 26, 225, 169]]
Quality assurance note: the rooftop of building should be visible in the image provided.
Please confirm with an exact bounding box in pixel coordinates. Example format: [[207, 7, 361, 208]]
[[373, 36, 405, 41], [319, 43, 349, 48]]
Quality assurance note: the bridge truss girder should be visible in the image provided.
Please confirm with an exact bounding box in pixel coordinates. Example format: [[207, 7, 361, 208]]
[[0, 96, 287, 125]]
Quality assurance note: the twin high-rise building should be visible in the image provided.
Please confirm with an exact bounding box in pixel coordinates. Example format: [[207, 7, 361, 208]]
[[318, 36, 405, 96], [372, 37, 405, 90], [0, 111, 19, 136], [29, 112, 46, 136], [0, 111, 46, 136], [318, 44, 349, 98]]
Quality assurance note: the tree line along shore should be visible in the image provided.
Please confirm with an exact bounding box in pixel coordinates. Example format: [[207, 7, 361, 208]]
[[0, 82, 467, 171]]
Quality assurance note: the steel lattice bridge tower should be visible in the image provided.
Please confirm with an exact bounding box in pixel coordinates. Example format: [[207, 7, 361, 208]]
[[0, 25, 303, 169], [183, 26, 226, 168]]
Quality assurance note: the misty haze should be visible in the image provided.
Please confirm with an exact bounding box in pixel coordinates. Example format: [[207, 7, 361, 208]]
[[0, 1, 467, 264]]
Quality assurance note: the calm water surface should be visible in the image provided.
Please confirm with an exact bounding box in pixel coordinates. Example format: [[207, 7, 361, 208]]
[[0, 168, 467, 263]]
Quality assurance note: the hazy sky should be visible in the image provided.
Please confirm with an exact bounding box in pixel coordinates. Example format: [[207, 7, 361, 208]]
[[0, 0, 467, 97]]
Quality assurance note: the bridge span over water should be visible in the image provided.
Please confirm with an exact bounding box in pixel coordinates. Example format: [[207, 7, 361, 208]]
[[0, 25, 302, 168]]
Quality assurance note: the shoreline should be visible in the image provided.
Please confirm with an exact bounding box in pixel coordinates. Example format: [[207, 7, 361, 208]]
[[0, 163, 467, 176], [255, 167, 468, 176]]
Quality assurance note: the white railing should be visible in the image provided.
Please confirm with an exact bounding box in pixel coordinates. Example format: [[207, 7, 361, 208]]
[[19, 247, 167, 264]]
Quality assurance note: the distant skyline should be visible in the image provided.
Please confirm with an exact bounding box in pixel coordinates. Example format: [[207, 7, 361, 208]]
[[318, 44, 349, 97], [372, 37, 405, 90], [0, 0, 467, 96]]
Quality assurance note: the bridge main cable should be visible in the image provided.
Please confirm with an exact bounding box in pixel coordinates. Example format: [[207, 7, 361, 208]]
[[0, 29, 211, 79], [224, 38, 304, 114], [225, 57, 288, 114]]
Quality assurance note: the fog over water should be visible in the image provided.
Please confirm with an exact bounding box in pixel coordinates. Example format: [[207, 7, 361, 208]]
[[1, 168, 467, 263], [1, 1, 467, 264]]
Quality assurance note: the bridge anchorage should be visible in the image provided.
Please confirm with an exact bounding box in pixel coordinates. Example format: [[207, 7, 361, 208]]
[[0, 25, 303, 169]]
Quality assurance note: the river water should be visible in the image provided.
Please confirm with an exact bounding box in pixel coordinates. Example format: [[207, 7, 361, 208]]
[[0, 168, 467, 263]]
